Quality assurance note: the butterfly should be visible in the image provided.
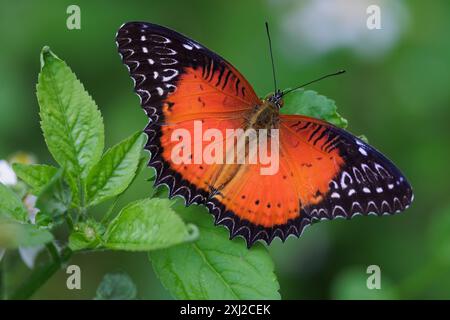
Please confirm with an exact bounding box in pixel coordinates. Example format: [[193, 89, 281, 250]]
[[116, 22, 413, 247]]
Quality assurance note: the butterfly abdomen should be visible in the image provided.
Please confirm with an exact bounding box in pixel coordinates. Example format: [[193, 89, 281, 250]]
[[245, 100, 280, 131]]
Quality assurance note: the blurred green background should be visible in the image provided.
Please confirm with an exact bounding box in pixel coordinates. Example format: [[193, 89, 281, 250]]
[[1, 0, 449, 299]]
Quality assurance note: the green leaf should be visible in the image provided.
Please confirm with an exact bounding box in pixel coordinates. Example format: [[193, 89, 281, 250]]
[[86, 132, 145, 206], [358, 134, 369, 143], [36, 46, 104, 179], [69, 220, 104, 251], [282, 89, 348, 128], [64, 172, 80, 207], [103, 198, 194, 251], [94, 272, 137, 300], [0, 183, 28, 222], [133, 154, 150, 186], [68, 232, 90, 251], [0, 219, 53, 249], [13, 163, 58, 194], [149, 206, 281, 300], [35, 169, 72, 220]]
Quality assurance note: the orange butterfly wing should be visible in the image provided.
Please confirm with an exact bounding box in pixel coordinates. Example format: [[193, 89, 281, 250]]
[[279, 115, 413, 220], [205, 117, 347, 245], [117, 22, 413, 247], [116, 21, 259, 204], [205, 150, 309, 245], [211, 115, 413, 246]]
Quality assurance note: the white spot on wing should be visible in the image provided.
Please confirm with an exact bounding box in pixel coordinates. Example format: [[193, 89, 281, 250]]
[[161, 68, 179, 82], [165, 83, 177, 95], [340, 171, 352, 189], [331, 192, 340, 199], [154, 46, 177, 55], [160, 58, 178, 65]]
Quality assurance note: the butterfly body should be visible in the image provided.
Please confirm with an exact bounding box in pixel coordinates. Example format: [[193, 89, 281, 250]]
[[116, 22, 413, 247], [249, 98, 281, 131]]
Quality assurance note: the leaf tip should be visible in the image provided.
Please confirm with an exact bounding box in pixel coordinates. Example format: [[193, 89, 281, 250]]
[[40, 46, 59, 69], [358, 134, 369, 143]]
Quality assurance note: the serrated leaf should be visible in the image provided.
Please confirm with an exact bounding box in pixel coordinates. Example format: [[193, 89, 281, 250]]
[[103, 198, 193, 251], [65, 172, 80, 207], [35, 169, 72, 220], [149, 206, 281, 300], [133, 154, 150, 186], [0, 183, 28, 222], [69, 220, 104, 251], [36, 46, 104, 180], [0, 219, 53, 249], [282, 89, 348, 128], [86, 132, 145, 206], [94, 272, 137, 300], [9, 181, 28, 200], [13, 163, 58, 195]]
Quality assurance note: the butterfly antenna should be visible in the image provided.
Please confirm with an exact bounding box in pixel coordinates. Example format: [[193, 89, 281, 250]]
[[265, 22, 278, 93], [282, 70, 346, 97]]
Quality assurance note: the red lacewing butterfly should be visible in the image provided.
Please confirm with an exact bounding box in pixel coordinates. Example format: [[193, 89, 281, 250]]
[[116, 22, 413, 247]]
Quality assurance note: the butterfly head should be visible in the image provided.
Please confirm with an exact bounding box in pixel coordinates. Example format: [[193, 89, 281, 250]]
[[266, 89, 284, 109]]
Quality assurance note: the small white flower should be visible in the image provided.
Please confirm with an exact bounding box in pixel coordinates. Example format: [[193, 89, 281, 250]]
[[24, 194, 39, 224], [18, 195, 44, 269], [18, 246, 44, 269], [0, 158, 44, 268], [0, 160, 18, 185]]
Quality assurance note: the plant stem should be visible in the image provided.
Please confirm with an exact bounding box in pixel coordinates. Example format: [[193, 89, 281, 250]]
[[65, 210, 74, 231], [77, 178, 87, 221], [9, 247, 73, 300], [46, 242, 60, 264], [0, 252, 7, 300], [101, 195, 120, 224]]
